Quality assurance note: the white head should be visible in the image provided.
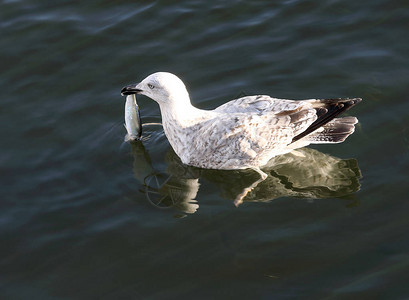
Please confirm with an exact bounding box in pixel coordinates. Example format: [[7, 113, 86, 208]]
[[121, 72, 190, 106]]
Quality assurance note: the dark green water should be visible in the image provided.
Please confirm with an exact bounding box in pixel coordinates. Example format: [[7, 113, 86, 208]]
[[1, 0, 409, 299]]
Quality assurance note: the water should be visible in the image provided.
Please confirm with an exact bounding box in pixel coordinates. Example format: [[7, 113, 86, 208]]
[[1, 0, 409, 298]]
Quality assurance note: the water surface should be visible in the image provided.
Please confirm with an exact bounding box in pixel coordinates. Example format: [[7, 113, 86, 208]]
[[1, 0, 409, 298]]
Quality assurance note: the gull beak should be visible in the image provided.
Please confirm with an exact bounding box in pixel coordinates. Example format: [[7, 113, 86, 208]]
[[121, 83, 142, 96]]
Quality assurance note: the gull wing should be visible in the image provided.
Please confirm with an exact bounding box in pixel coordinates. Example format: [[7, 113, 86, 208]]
[[192, 106, 318, 167], [214, 95, 311, 115], [214, 96, 362, 145], [189, 97, 361, 169]]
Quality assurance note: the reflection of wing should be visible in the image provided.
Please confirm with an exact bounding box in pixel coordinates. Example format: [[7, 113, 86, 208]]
[[267, 148, 361, 191], [163, 147, 361, 203], [242, 148, 361, 202]]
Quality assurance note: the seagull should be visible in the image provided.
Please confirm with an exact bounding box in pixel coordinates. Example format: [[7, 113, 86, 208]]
[[121, 72, 361, 201]]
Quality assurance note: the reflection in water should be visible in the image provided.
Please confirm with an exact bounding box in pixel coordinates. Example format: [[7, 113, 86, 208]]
[[144, 174, 200, 214], [130, 141, 200, 214], [130, 141, 361, 215]]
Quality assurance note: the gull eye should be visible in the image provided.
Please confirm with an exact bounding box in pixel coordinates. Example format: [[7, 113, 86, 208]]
[[148, 84, 155, 89]]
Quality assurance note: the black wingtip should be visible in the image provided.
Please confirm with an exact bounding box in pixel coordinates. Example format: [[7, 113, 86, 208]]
[[319, 97, 362, 107], [291, 97, 362, 144]]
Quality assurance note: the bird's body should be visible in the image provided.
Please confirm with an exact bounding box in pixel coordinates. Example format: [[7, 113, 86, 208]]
[[121, 72, 361, 172]]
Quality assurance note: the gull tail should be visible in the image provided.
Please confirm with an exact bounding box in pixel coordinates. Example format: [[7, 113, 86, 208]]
[[303, 116, 358, 143], [291, 98, 361, 144]]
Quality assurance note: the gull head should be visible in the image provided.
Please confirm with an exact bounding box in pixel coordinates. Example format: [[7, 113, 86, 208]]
[[121, 72, 190, 106]]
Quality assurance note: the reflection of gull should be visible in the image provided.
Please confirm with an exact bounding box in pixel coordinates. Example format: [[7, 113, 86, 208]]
[[129, 140, 361, 214], [121, 72, 361, 203]]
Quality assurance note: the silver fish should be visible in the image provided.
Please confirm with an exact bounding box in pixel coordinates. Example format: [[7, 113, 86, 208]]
[[124, 94, 142, 141]]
